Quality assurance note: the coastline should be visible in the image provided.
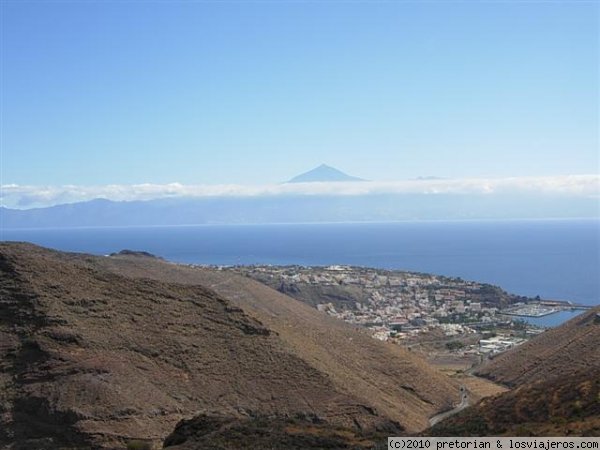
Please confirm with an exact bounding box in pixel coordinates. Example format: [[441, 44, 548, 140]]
[[1, 220, 598, 315]]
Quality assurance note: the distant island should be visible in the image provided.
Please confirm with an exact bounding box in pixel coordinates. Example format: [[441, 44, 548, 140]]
[[1, 166, 598, 229], [286, 164, 365, 183]]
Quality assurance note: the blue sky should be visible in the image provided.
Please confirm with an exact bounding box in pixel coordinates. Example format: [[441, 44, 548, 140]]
[[1, 1, 598, 186]]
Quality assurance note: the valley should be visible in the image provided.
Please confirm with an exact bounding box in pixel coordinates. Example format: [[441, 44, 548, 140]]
[[0, 243, 598, 449]]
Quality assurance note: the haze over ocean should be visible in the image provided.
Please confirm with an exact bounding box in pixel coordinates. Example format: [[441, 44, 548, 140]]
[[3, 219, 598, 311]]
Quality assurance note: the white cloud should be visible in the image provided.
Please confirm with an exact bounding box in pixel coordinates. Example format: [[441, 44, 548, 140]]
[[1, 175, 599, 209]]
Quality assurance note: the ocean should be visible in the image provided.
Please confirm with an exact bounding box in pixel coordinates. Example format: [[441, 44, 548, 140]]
[[2, 219, 598, 325]]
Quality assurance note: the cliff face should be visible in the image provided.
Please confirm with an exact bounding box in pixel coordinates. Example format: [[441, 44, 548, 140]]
[[0, 243, 458, 449], [475, 306, 600, 387]]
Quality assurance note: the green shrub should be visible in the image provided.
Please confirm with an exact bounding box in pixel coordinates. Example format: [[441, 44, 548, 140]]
[[126, 440, 153, 450]]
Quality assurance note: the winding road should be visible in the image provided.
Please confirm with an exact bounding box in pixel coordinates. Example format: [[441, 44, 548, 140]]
[[428, 385, 470, 427]]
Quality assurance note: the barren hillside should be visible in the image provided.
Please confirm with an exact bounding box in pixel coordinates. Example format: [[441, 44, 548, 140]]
[[86, 248, 460, 432], [426, 305, 600, 437], [475, 306, 600, 386], [427, 367, 600, 437], [0, 243, 459, 448]]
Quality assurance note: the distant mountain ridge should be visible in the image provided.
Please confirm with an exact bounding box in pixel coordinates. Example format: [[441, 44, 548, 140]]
[[3, 193, 597, 229], [287, 164, 365, 183]]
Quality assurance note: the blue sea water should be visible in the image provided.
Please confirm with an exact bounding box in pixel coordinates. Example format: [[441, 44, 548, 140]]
[[513, 310, 588, 328], [2, 220, 599, 314]]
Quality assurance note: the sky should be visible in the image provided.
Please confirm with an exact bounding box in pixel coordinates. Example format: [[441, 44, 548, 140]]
[[1, 0, 599, 192]]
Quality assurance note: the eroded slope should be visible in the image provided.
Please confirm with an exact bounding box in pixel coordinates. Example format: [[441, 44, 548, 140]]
[[87, 249, 460, 432], [0, 243, 407, 448]]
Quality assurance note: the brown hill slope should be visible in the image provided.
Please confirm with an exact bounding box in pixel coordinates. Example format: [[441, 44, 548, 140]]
[[0, 243, 458, 448], [426, 367, 600, 437], [83, 248, 460, 432], [475, 306, 600, 387], [1, 243, 395, 448]]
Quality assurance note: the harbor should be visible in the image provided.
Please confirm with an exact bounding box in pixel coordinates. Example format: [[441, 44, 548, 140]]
[[502, 300, 591, 318], [500, 301, 591, 328]]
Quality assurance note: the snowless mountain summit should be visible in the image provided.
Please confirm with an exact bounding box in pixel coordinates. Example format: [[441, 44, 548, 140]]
[[287, 164, 365, 183]]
